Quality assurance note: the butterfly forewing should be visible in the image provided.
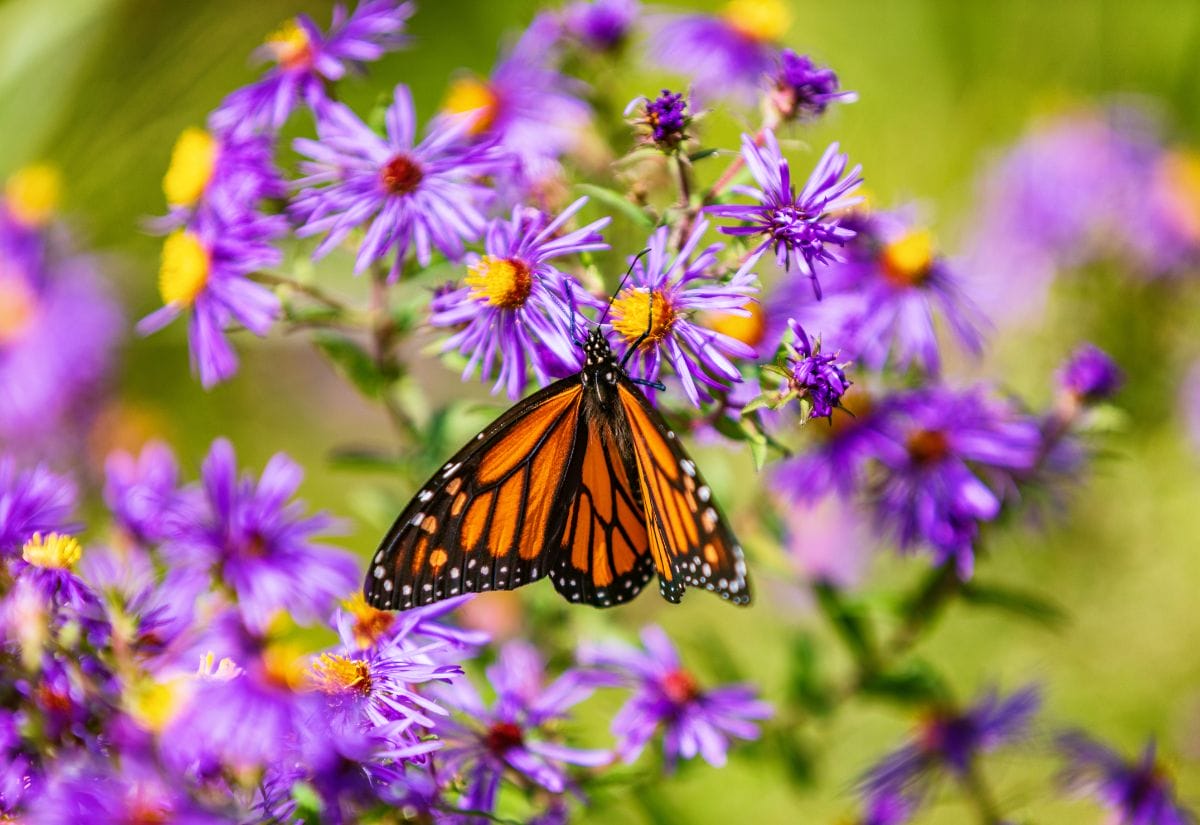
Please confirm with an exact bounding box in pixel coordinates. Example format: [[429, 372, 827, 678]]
[[617, 380, 752, 605], [365, 379, 586, 610]]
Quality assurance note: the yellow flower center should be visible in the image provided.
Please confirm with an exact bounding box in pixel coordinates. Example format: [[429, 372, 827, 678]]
[[5, 164, 61, 227], [126, 676, 190, 733], [22, 532, 83, 570], [342, 593, 396, 649], [309, 653, 373, 697], [265, 18, 313, 70], [610, 287, 675, 345], [442, 76, 500, 136], [158, 230, 211, 307], [0, 272, 38, 345], [704, 300, 765, 348], [466, 256, 534, 309], [880, 228, 935, 287], [163, 128, 217, 208], [1155, 149, 1200, 243], [722, 0, 792, 42]]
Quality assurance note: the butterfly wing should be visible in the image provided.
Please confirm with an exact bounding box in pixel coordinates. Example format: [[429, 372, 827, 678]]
[[550, 414, 656, 607], [617, 381, 751, 605], [365, 378, 586, 610]]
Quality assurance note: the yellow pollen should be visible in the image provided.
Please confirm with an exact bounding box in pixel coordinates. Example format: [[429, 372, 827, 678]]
[[127, 677, 190, 733], [1155, 149, 1200, 243], [0, 273, 38, 345], [21, 532, 82, 570], [704, 301, 765, 348], [342, 593, 396, 649], [466, 256, 534, 309], [265, 18, 313, 70], [309, 653, 373, 696], [163, 128, 217, 208], [610, 287, 675, 345], [442, 76, 500, 136], [262, 642, 309, 691], [5, 164, 61, 227], [158, 230, 211, 307], [880, 229, 935, 287], [722, 0, 792, 42]]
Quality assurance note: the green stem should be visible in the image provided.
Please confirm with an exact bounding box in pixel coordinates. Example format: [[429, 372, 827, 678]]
[[251, 270, 351, 312], [960, 760, 1004, 825], [368, 264, 420, 443]]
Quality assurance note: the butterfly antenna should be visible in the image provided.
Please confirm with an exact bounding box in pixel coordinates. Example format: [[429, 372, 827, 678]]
[[599, 248, 651, 325], [619, 272, 656, 370]]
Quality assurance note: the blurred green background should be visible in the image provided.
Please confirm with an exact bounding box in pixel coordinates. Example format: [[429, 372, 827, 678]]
[[2, 0, 1199, 821]]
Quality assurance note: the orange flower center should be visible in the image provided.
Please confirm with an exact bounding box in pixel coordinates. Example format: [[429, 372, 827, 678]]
[[380, 153, 424, 196]]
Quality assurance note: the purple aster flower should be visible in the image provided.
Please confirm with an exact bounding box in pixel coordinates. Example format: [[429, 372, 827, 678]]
[[706, 132, 862, 298], [0, 711, 35, 814], [0, 458, 75, 556], [771, 384, 897, 502], [858, 787, 918, 825], [160, 438, 357, 631], [292, 85, 508, 276], [766, 50, 856, 126], [434, 640, 612, 814], [1058, 343, 1124, 404], [10, 532, 97, 610], [861, 686, 1040, 804], [137, 210, 282, 388], [0, 205, 121, 454], [563, 0, 640, 51], [1057, 732, 1196, 825], [333, 593, 488, 655], [607, 219, 758, 407], [27, 752, 230, 825], [871, 386, 1041, 577], [781, 210, 984, 376], [961, 107, 1183, 323], [579, 625, 771, 770], [163, 620, 319, 772], [646, 1, 789, 104], [307, 636, 462, 733], [429, 197, 609, 399], [440, 32, 590, 190], [632, 89, 690, 150], [103, 440, 188, 546], [782, 319, 851, 420], [212, 0, 414, 134]]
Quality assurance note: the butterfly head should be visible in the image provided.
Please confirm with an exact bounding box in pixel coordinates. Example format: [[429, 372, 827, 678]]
[[580, 327, 622, 400]]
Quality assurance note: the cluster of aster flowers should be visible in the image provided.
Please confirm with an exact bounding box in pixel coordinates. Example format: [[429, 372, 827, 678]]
[[0, 443, 770, 821], [0, 165, 121, 459], [8, 0, 1187, 822]]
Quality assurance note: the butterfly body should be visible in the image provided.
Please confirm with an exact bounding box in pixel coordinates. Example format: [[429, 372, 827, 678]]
[[364, 327, 751, 611]]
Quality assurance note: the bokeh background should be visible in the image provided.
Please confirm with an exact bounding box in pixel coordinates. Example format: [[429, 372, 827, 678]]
[[2, 0, 1198, 821]]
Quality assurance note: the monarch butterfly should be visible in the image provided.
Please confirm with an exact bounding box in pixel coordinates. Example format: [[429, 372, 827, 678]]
[[363, 279, 751, 611]]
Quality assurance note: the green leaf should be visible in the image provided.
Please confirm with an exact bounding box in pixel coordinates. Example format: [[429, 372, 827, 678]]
[[326, 446, 405, 472], [711, 413, 749, 442], [786, 634, 833, 716], [750, 437, 769, 470], [574, 183, 655, 229], [960, 581, 1068, 628], [687, 147, 720, 162], [813, 581, 879, 671], [290, 781, 322, 822], [859, 659, 949, 705], [313, 333, 385, 398]]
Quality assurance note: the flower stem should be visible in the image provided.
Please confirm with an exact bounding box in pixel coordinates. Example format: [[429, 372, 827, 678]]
[[368, 263, 420, 443], [706, 128, 767, 201], [251, 270, 351, 312]]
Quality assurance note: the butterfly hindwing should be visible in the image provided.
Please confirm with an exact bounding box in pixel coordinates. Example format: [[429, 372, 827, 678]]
[[551, 415, 656, 607], [617, 381, 752, 606], [365, 379, 586, 610]]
